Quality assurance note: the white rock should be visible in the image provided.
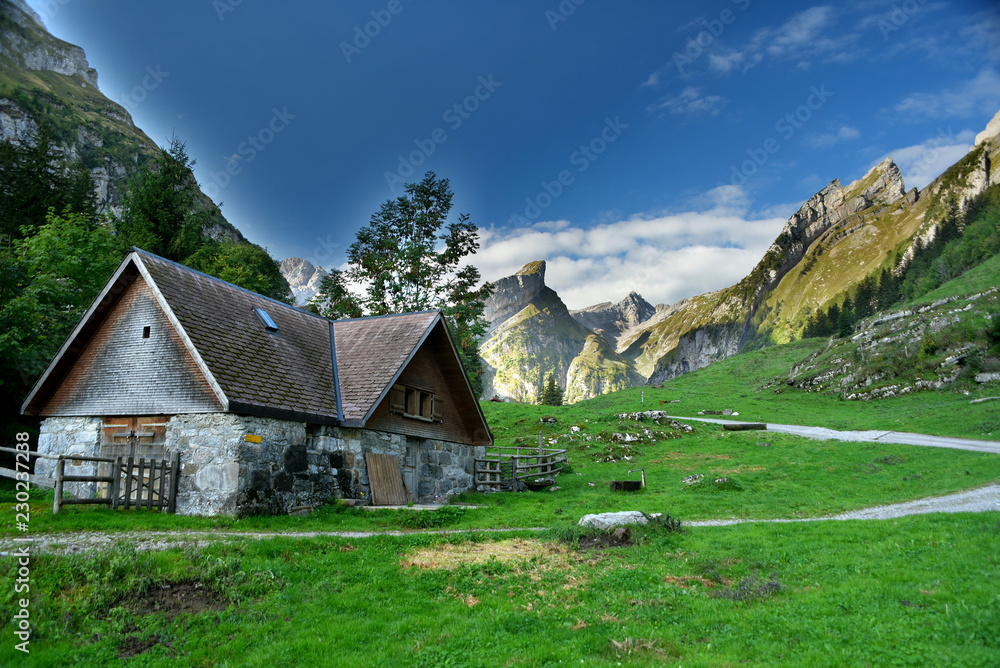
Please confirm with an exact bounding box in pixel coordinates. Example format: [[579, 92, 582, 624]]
[[578, 511, 649, 530]]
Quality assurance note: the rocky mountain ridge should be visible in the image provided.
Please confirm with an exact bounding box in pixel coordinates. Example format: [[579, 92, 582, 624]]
[[279, 257, 328, 305], [0, 0, 241, 242], [482, 110, 1000, 402]]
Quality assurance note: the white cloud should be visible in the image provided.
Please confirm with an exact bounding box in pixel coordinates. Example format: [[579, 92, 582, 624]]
[[700, 5, 858, 75], [641, 71, 661, 88], [476, 188, 786, 309], [879, 128, 976, 191], [650, 87, 727, 116], [893, 68, 1000, 120], [802, 125, 860, 148]]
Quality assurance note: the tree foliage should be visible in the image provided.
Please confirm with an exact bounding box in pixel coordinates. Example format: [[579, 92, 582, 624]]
[[539, 371, 564, 406], [310, 172, 493, 393], [0, 208, 119, 444], [0, 125, 95, 241], [113, 137, 215, 261], [185, 240, 293, 304]]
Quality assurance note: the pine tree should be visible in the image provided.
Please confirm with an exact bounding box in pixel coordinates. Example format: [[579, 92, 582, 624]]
[[540, 371, 563, 406]]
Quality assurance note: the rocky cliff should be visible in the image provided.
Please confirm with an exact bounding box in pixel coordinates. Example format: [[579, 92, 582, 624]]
[[479, 261, 639, 403], [280, 257, 328, 305], [0, 0, 241, 241], [569, 291, 655, 345]]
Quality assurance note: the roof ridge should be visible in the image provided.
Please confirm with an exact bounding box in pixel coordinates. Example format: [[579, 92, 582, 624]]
[[333, 309, 442, 324], [130, 247, 331, 323]]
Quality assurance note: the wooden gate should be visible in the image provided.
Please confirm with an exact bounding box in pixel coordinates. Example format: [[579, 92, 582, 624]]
[[99, 416, 168, 500], [53, 452, 180, 514]]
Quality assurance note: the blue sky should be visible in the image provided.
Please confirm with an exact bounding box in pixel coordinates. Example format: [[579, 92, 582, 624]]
[[27, 0, 1000, 308]]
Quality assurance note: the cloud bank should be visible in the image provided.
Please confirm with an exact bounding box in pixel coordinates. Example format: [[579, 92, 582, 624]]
[[476, 186, 787, 310]]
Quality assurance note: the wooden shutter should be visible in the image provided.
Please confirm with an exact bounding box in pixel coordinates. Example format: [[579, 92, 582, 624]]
[[390, 386, 405, 414], [432, 396, 443, 422]]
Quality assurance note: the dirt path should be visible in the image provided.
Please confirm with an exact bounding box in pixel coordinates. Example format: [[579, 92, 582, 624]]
[[4, 482, 999, 554], [666, 415, 1000, 454]]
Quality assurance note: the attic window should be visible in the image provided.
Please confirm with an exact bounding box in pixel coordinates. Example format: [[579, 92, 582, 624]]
[[254, 308, 279, 331], [389, 384, 443, 422], [142, 326, 151, 339]]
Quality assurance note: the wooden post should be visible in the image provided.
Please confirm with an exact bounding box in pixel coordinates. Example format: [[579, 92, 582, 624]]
[[53, 457, 65, 515], [111, 457, 122, 510], [147, 459, 157, 510], [137, 458, 146, 509], [123, 456, 134, 510], [169, 451, 180, 514]]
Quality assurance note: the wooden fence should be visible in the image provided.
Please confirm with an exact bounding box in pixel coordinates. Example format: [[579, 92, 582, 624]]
[[0, 447, 180, 514], [474, 444, 567, 491]]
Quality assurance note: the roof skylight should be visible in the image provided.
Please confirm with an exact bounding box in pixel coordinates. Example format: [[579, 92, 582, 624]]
[[254, 308, 279, 331]]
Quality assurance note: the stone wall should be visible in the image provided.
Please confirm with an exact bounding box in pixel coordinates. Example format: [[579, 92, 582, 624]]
[[37, 414, 483, 516], [36, 417, 102, 498]]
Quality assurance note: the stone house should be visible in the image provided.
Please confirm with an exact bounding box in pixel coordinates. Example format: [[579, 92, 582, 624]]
[[21, 249, 492, 515]]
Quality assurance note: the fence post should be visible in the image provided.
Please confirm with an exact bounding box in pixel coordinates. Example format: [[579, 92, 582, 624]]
[[123, 456, 134, 510], [111, 456, 122, 510], [53, 457, 65, 515], [169, 451, 180, 514]]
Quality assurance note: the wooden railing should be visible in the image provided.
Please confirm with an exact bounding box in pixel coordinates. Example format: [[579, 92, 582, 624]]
[[0, 447, 180, 514], [474, 445, 567, 491]]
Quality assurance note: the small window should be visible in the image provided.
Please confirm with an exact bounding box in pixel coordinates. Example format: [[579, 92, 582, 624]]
[[390, 384, 442, 422], [254, 307, 279, 331], [142, 326, 151, 339]]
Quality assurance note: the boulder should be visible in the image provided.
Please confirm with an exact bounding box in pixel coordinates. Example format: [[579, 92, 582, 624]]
[[578, 511, 649, 530]]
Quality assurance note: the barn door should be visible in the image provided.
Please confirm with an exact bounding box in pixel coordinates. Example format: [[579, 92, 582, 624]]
[[364, 453, 409, 506], [99, 417, 168, 499]]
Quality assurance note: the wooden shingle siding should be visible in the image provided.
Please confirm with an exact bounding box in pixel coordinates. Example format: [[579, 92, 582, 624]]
[[366, 345, 473, 444], [41, 278, 222, 416]]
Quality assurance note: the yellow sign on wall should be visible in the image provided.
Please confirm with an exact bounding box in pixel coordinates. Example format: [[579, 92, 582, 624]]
[[244, 434, 263, 444]]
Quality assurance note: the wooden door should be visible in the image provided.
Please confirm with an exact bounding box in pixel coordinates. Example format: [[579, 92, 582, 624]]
[[365, 453, 410, 506], [99, 416, 169, 499]]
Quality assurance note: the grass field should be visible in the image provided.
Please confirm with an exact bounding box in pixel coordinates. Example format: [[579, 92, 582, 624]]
[[3, 274, 1000, 665], [1, 515, 997, 666]]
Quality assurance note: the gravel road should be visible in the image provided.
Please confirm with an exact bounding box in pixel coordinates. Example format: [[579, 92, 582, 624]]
[[666, 415, 1000, 454], [3, 420, 997, 554]]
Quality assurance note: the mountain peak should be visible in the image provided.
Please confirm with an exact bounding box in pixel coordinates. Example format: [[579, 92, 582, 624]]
[[975, 108, 1000, 147], [516, 260, 546, 279]]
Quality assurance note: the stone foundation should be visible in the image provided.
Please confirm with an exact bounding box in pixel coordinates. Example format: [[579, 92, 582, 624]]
[[37, 414, 483, 516]]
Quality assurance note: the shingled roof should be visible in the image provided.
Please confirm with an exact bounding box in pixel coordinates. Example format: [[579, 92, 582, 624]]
[[332, 311, 440, 423], [22, 250, 491, 442]]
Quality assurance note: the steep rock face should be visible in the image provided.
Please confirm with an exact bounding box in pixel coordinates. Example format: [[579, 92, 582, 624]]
[[280, 257, 328, 305], [482, 260, 547, 336], [570, 291, 655, 345], [564, 335, 643, 404], [0, 1, 96, 86], [647, 324, 744, 384], [480, 261, 639, 403], [0, 0, 242, 242]]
